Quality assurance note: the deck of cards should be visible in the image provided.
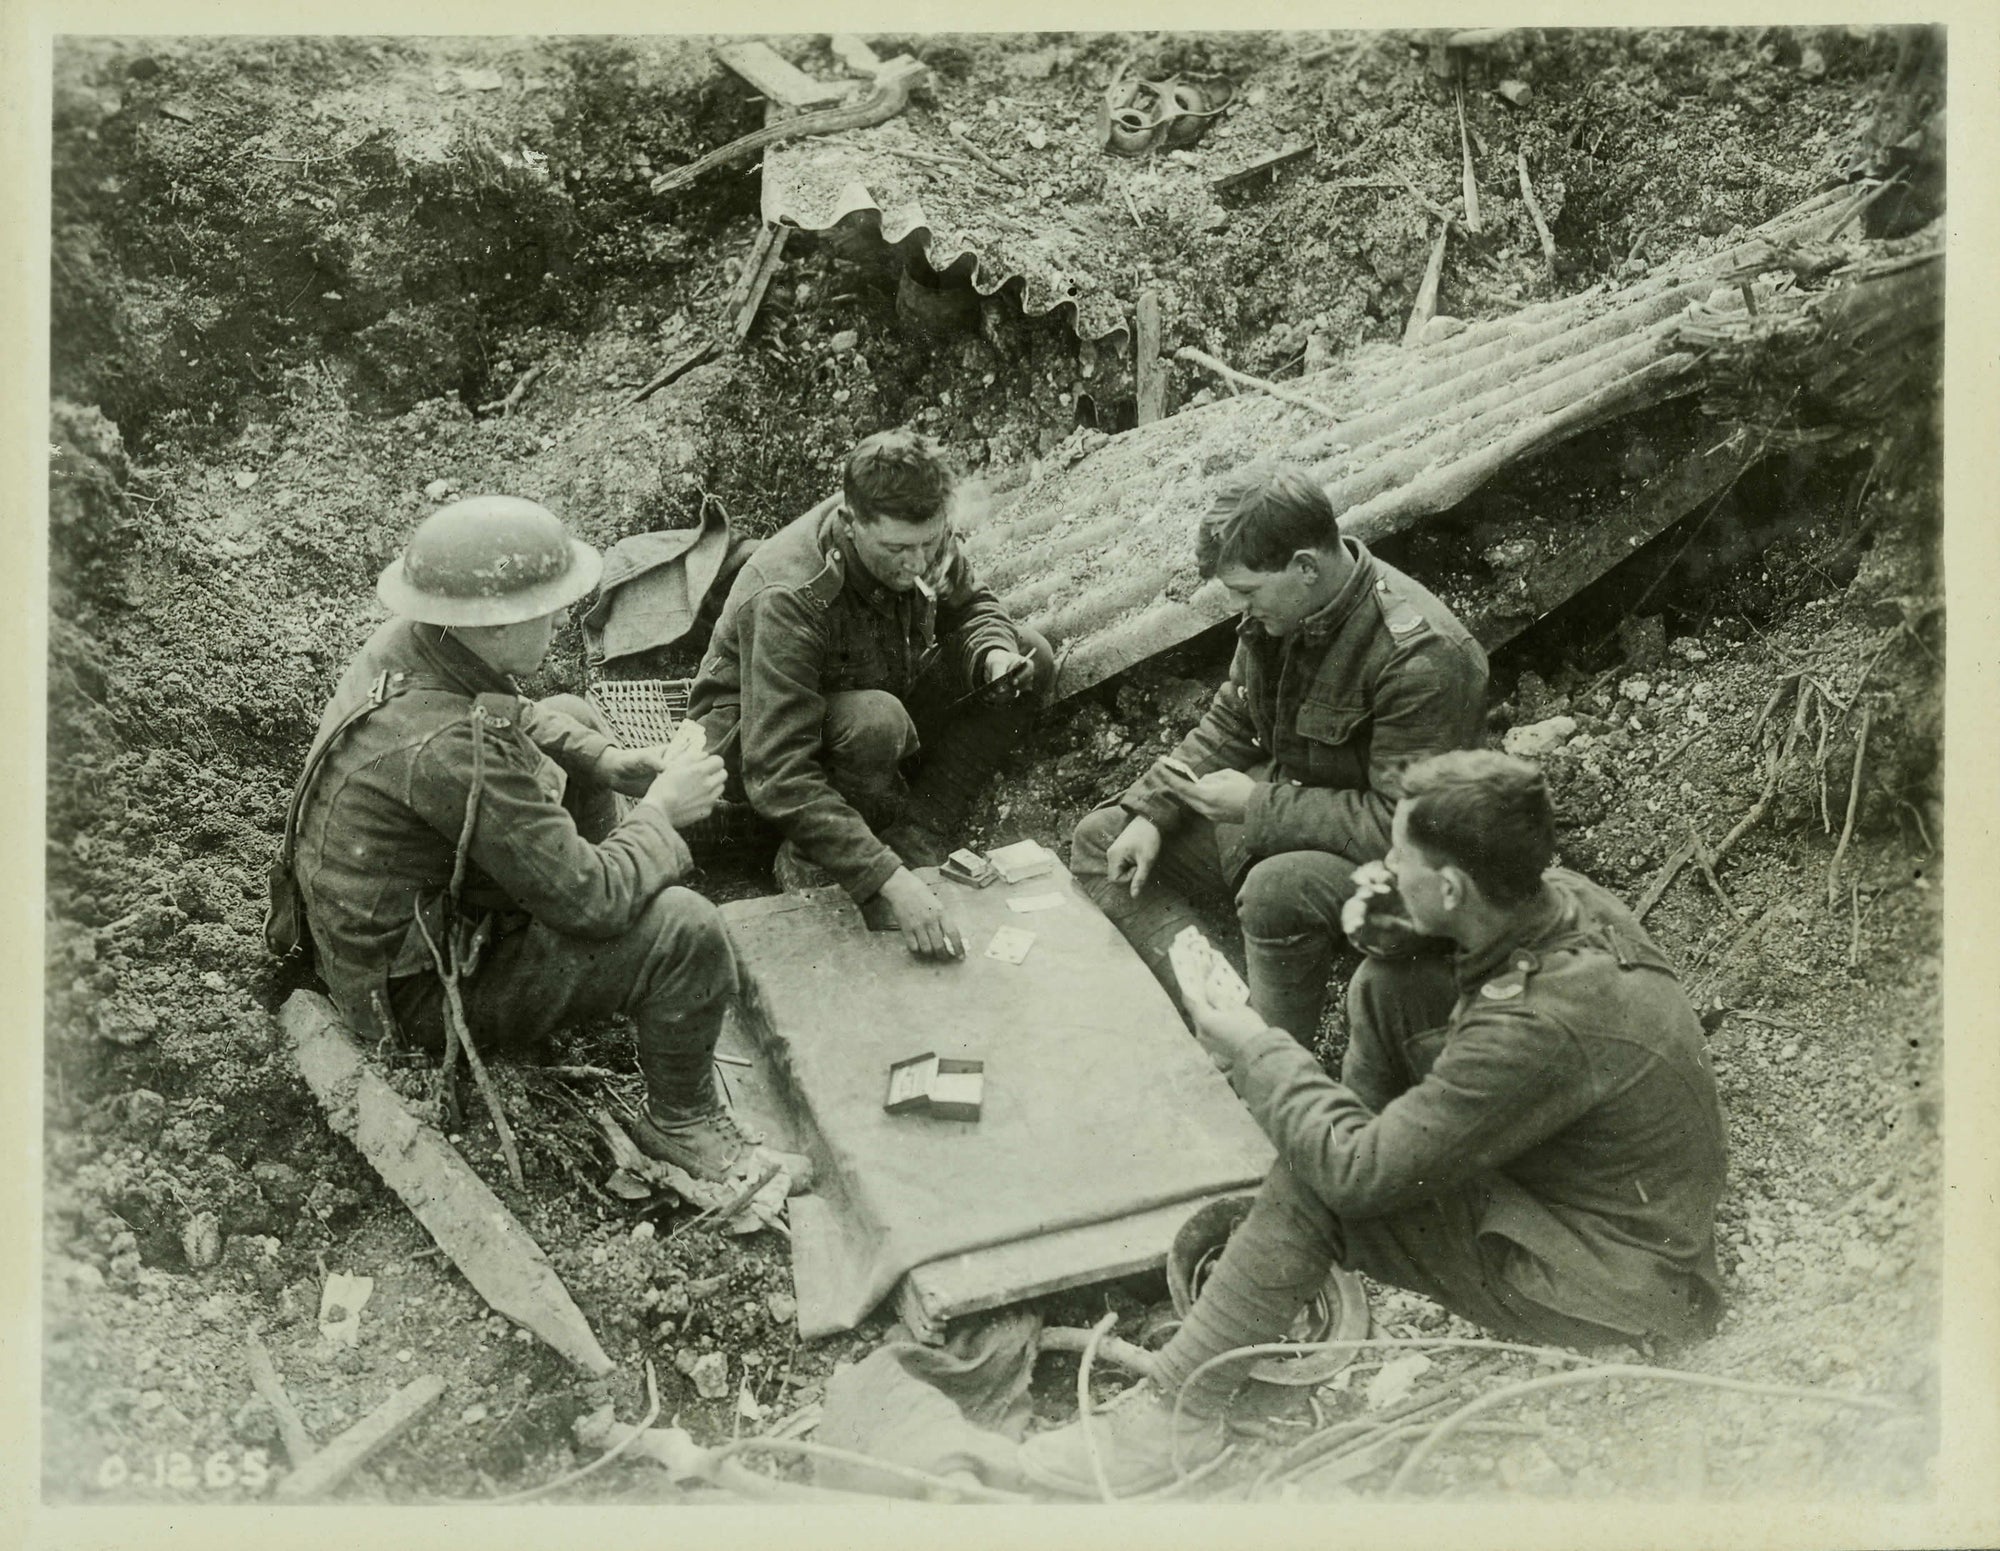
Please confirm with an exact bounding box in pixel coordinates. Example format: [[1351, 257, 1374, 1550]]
[[884, 1053, 985, 1122], [1168, 925, 1252, 1010], [940, 848, 1000, 888], [985, 839, 1057, 884]]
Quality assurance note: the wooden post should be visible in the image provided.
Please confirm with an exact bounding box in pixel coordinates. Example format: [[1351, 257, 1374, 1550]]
[[1135, 291, 1167, 425], [732, 225, 792, 347]]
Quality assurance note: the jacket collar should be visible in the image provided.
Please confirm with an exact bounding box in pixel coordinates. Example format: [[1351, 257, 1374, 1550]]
[[1453, 879, 1573, 992], [1295, 537, 1378, 644], [406, 620, 518, 698]]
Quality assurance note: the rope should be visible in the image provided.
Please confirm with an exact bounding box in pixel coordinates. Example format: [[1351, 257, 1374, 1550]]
[[1387, 1363, 1908, 1495], [1077, 1312, 1120, 1503]]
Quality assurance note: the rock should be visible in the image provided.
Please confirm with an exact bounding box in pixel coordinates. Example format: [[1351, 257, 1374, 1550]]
[[1417, 315, 1467, 346], [181, 1212, 223, 1270], [1617, 677, 1653, 704], [656, 1282, 691, 1317], [1496, 79, 1532, 108], [1799, 45, 1827, 79], [233, 470, 259, 490], [1668, 637, 1710, 664], [1483, 537, 1537, 571], [1502, 715, 1578, 760], [690, 1351, 730, 1400], [829, 330, 859, 353], [108, 1089, 169, 1140], [423, 478, 452, 501], [765, 1291, 797, 1326], [460, 1402, 489, 1424], [630, 1221, 656, 1241], [251, 1161, 307, 1210], [674, 1347, 701, 1377]]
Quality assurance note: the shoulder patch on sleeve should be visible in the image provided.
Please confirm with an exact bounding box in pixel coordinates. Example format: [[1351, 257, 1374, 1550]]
[[796, 550, 846, 611], [471, 692, 519, 730], [1371, 577, 1434, 641], [1479, 949, 1540, 1000]]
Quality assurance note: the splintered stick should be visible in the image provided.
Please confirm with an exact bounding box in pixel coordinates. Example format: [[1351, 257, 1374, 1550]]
[[1456, 87, 1481, 233]]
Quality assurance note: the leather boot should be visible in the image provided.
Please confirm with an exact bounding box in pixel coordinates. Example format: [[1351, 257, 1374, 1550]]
[[631, 1001, 764, 1181], [1018, 1381, 1227, 1497], [1242, 929, 1334, 1047]]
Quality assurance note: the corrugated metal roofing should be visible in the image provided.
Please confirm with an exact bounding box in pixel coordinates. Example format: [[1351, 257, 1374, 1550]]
[[947, 186, 1874, 700]]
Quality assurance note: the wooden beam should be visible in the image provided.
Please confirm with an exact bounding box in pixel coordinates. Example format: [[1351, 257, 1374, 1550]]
[[284, 991, 614, 1376], [1209, 142, 1312, 190], [828, 34, 882, 76], [1464, 431, 1757, 651], [715, 41, 848, 109], [274, 1376, 446, 1501], [731, 225, 791, 347], [1135, 290, 1167, 425]]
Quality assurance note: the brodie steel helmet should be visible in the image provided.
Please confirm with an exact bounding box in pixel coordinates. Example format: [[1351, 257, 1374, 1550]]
[[376, 495, 603, 627]]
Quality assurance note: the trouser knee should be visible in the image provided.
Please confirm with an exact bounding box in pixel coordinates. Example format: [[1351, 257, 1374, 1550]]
[[824, 689, 919, 775], [636, 887, 738, 1012], [1234, 851, 1353, 939]]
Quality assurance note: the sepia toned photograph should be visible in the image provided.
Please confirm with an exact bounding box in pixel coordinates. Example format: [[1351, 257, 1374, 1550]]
[[36, 21, 1960, 1522]]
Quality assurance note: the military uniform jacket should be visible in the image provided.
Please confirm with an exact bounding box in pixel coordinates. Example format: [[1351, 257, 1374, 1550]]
[[687, 496, 1021, 900], [1230, 870, 1729, 1340], [1119, 537, 1487, 864], [294, 618, 693, 1034]]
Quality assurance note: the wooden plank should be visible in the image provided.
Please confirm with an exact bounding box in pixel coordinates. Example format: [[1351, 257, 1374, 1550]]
[[732, 225, 791, 346], [715, 41, 848, 109], [274, 1376, 445, 1501], [828, 34, 882, 76], [900, 1195, 1223, 1342], [1463, 432, 1756, 650], [284, 991, 614, 1376], [1135, 290, 1167, 426], [1209, 142, 1312, 190]]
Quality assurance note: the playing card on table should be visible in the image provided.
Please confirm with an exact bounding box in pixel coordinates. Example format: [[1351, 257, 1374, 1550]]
[[983, 926, 1036, 965], [1005, 891, 1067, 913]]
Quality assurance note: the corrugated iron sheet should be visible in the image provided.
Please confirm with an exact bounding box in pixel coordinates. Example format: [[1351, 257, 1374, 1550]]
[[761, 119, 1135, 343], [949, 186, 1872, 701]]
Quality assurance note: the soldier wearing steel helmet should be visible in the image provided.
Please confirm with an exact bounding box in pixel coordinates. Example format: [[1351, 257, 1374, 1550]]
[[286, 496, 762, 1181]]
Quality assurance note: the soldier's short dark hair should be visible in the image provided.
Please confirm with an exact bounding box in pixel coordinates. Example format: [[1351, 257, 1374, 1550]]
[[844, 428, 953, 526], [1400, 751, 1555, 906], [1196, 462, 1342, 578]]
